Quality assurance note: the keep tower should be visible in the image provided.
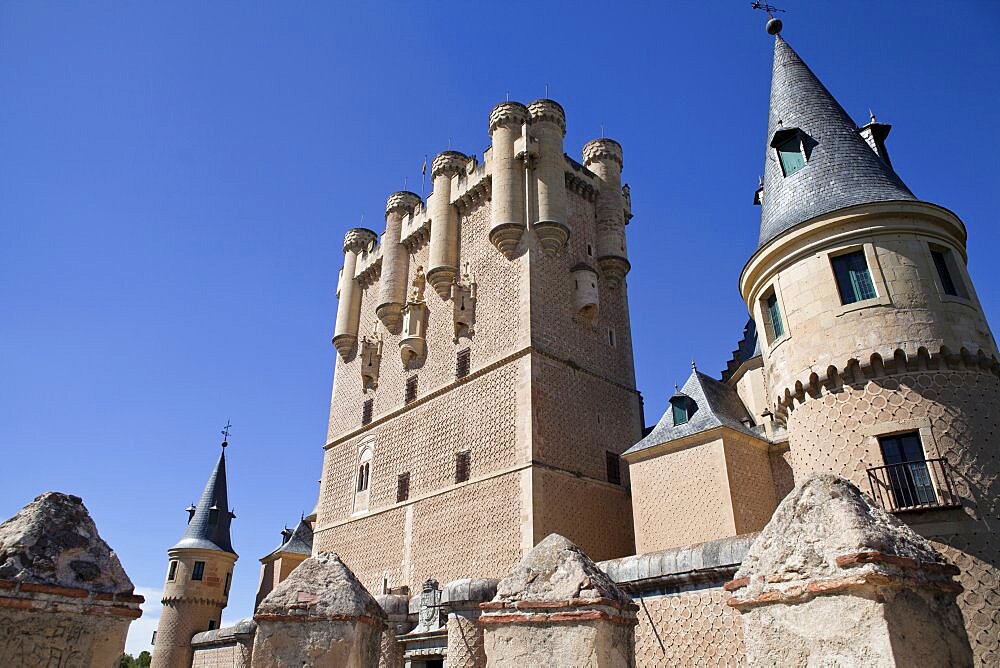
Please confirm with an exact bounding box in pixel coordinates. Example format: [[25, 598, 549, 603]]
[[315, 99, 641, 597], [739, 21, 1000, 661], [151, 442, 238, 668]]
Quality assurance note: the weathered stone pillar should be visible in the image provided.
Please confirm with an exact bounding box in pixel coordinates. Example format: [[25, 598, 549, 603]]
[[481, 534, 638, 667], [726, 474, 973, 666], [251, 552, 386, 667], [443, 577, 497, 667], [375, 592, 411, 668], [0, 492, 144, 667]]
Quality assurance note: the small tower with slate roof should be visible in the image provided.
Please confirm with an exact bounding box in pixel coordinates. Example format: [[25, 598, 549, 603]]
[[736, 19, 1000, 661], [151, 441, 238, 668], [254, 517, 313, 610]]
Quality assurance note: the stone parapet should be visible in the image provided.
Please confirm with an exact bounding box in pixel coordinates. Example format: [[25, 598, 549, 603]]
[[431, 151, 468, 179], [385, 191, 422, 217], [582, 138, 623, 169], [489, 101, 529, 133], [527, 99, 567, 134], [343, 227, 378, 255]]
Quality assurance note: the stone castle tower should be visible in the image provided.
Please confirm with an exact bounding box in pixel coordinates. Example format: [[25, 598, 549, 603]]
[[315, 99, 642, 593], [151, 443, 238, 668], [740, 27, 999, 658]]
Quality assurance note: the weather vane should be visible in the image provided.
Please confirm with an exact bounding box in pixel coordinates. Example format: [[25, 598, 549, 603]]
[[221, 420, 232, 447], [750, 1, 785, 17]]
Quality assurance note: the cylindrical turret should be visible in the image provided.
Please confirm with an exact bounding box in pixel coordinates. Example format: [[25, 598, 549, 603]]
[[528, 99, 570, 256], [571, 263, 600, 323], [488, 101, 530, 259], [333, 227, 378, 358], [427, 151, 467, 299], [376, 191, 422, 330], [583, 138, 630, 287]]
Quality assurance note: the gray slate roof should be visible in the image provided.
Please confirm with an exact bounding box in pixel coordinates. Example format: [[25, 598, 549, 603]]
[[624, 369, 761, 457], [171, 448, 236, 554], [757, 35, 915, 248], [265, 518, 313, 559], [721, 319, 761, 382]]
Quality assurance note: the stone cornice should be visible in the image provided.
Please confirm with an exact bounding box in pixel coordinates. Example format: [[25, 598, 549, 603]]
[[0, 579, 143, 619]]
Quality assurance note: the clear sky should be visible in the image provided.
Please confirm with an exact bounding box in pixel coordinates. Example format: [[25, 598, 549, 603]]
[[2, 0, 998, 656]]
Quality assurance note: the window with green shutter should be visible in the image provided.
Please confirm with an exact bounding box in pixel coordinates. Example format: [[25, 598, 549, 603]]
[[831, 250, 877, 304], [776, 136, 805, 176], [671, 398, 689, 426], [766, 292, 784, 339]]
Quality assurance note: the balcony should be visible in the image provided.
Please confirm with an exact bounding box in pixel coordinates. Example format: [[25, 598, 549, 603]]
[[867, 458, 960, 513]]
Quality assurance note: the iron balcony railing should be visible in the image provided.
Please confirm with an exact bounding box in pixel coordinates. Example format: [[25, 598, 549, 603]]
[[867, 457, 960, 513]]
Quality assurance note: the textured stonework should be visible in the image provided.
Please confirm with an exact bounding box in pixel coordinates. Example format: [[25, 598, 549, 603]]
[[191, 619, 255, 668], [482, 535, 638, 667], [728, 474, 972, 666], [252, 552, 386, 667], [0, 492, 143, 668], [633, 590, 744, 667]]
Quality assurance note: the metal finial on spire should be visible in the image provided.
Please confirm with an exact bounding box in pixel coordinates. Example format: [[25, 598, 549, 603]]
[[220, 420, 232, 448], [869, 108, 877, 124], [751, 1, 785, 34], [544, 83, 549, 98], [691, 358, 698, 371], [600, 123, 605, 138]]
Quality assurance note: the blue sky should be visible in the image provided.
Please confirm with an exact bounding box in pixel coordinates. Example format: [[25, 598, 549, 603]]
[[2, 1, 998, 655]]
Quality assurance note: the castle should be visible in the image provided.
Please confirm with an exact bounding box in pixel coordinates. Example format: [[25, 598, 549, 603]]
[[140, 18, 998, 667]]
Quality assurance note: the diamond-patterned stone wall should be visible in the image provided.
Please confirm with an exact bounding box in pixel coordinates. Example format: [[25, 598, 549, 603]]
[[634, 588, 745, 666]]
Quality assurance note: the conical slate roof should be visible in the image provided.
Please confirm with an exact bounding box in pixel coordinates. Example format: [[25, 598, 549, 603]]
[[264, 518, 313, 560], [171, 448, 236, 554], [624, 368, 762, 456], [757, 35, 915, 248]]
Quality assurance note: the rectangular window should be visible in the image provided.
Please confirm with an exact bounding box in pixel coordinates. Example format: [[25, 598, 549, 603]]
[[671, 400, 689, 426], [191, 561, 205, 581], [776, 136, 805, 176], [878, 432, 935, 508], [224, 572, 231, 596], [405, 376, 418, 404], [456, 348, 471, 379], [831, 250, 877, 304], [208, 620, 217, 631], [397, 472, 410, 503], [608, 329, 616, 347], [362, 398, 373, 425], [765, 292, 784, 339], [606, 452, 621, 485], [455, 451, 471, 483], [931, 248, 967, 298], [167, 561, 178, 581]]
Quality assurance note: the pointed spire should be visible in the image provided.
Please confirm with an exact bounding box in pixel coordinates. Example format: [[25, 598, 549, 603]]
[[171, 441, 236, 555], [757, 33, 915, 248]]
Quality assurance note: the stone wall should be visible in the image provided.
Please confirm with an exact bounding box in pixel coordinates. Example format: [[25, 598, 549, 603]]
[[0, 605, 136, 668], [190, 620, 255, 668]]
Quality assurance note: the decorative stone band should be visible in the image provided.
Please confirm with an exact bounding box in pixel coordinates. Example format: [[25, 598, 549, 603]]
[[343, 227, 378, 254], [566, 171, 597, 202], [725, 549, 962, 611], [479, 598, 638, 627], [527, 99, 566, 134], [252, 611, 385, 628], [488, 101, 530, 133], [385, 191, 422, 217], [772, 344, 1000, 424], [582, 138, 623, 169], [161, 594, 229, 607], [0, 578, 144, 619], [453, 178, 490, 215], [431, 151, 468, 179], [596, 255, 631, 286]]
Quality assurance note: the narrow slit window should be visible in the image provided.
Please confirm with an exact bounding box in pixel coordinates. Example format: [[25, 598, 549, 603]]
[[167, 561, 178, 581], [191, 561, 205, 581], [405, 376, 418, 404], [224, 572, 231, 596], [765, 291, 784, 340], [362, 398, 373, 425], [831, 250, 877, 304], [776, 135, 805, 176], [606, 452, 621, 485], [455, 451, 471, 483], [930, 248, 967, 298], [208, 620, 217, 631], [397, 472, 410, 503], [456, 348, 471, 379], [608, 329, 616, 347]]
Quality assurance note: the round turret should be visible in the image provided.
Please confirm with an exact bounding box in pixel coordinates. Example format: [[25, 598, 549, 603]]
[[583, 138, 629, 287], [333, 228, 378, 358], [427, 151, 468, 299], [377, 193, 422, 330], [488, 102, 530, 259], [528, 99, 569, 256]]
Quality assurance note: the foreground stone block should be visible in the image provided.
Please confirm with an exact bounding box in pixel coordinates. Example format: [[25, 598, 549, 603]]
[[251, 552, 386, 667], [443, 577, 497, 667], [191, 618, 256, 667], [482, 534, 638, 667], [726, 474, 972, 667], [0, 492, 143, 667]]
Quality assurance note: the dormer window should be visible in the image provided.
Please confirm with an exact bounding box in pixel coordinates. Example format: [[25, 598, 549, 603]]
[[208, 505, 220, 526], [670, 394, 696, 426], [771, 128, 807, 177]]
